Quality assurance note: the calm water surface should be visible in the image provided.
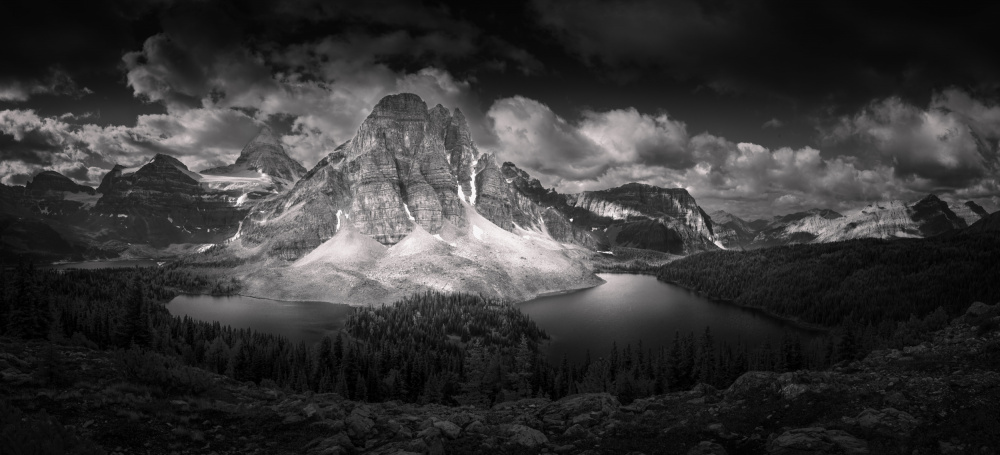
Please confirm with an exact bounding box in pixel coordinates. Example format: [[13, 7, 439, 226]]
[[518, 273, 824, 363], [45, 259, 163, 270], [166, 274, 823, 356], [167, 295, 353, 345]]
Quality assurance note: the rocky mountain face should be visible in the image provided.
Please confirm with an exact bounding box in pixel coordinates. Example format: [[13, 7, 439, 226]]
[[721, 195, 983, 249], [964, 210, 1000, 234], [5, 302, 997, 454], [497, 162, 606, 250], [748, 208, 846, 248], [0, 94, 720, 267], [92, 154, 248, 247], [709, 210, 757, 249], [25, 171, 95, 196], [950, 200, 989, 226], [221, 93, 600, 304], [563, 183, 719, 254], [1, 171, 102, 261], [201, 126, 306, 190]]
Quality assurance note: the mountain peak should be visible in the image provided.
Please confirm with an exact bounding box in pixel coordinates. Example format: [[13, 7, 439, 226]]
[[202, 125, 306, 183], [26, 170, 95, 194], [152, 153, 184, 165], [965, 201, 988, 217], [917, 193, 943, 204], [371, 93, 427, 117], [248, 126, 280, 147]]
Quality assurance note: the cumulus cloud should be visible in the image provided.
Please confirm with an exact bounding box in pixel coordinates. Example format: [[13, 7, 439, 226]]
[[486, 88, 1000, 216], [486, 95, 927, 217], [0, 107, 263, 186], [931, 88, 1000, 140], [488, 97, 693, 182], [822, 92, 997, 190]]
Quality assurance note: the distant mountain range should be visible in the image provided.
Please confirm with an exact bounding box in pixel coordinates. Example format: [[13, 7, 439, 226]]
[[1, 92, 995, 302], [711, 197, 991, 250]]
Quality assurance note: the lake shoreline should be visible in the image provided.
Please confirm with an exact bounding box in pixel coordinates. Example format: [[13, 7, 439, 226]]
[[656, 278, 832, 334]]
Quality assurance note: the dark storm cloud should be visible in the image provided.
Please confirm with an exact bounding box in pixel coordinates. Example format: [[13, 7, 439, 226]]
[[0, 130, 63, 165], [0, 68, 93, 102], [0, 0, 160, 94], [532, 0, 1000, 112]]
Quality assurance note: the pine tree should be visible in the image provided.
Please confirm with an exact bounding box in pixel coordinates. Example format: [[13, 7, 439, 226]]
[[697, 327, 715, 385], [837, 325, 859, 363], [666, 333, 682, 390], [10, 263, 50, 339], [120, 277, 151, 347], [0, 267, 8, 334], [205, 336, 230, 374], [679, 332, 696, 389]]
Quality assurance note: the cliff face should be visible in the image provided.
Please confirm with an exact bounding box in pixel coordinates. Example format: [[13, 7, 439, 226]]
[[499, 162, 607, 250], [240, 94, 470, 252], [565, 183, 718, 254]]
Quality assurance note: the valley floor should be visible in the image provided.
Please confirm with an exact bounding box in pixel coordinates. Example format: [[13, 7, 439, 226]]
[[3, 303, 999, 454]]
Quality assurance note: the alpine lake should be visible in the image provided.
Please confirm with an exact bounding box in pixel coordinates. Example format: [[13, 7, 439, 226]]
[[166, 273, 824, 362]]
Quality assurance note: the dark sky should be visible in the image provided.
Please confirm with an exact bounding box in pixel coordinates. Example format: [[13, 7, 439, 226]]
[[2, 0, 999, 217]]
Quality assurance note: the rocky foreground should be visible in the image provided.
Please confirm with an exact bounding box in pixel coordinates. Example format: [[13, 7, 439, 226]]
[[2, 302, 999, 454]]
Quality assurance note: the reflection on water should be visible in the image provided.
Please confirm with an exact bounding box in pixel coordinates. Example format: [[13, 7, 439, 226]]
[[519, 273, 824, 363]]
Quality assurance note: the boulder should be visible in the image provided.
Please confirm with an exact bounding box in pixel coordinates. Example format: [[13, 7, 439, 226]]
[[538, 393, 621, 422], [345, 407, 375, 439], [767, 427, 869, 455], [432, 420, 461, 439], [726, 371, 781, 400], [851, 407, 918, 439], [688, 441, 728, 455], [507, 424, 548, 448], [963, 302, 997, 323]]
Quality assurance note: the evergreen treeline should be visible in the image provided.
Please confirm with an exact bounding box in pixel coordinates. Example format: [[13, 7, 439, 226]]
[[657, 233, 1000, 328], [0, 264, 834, 406], [0, 254, 965, 407]]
